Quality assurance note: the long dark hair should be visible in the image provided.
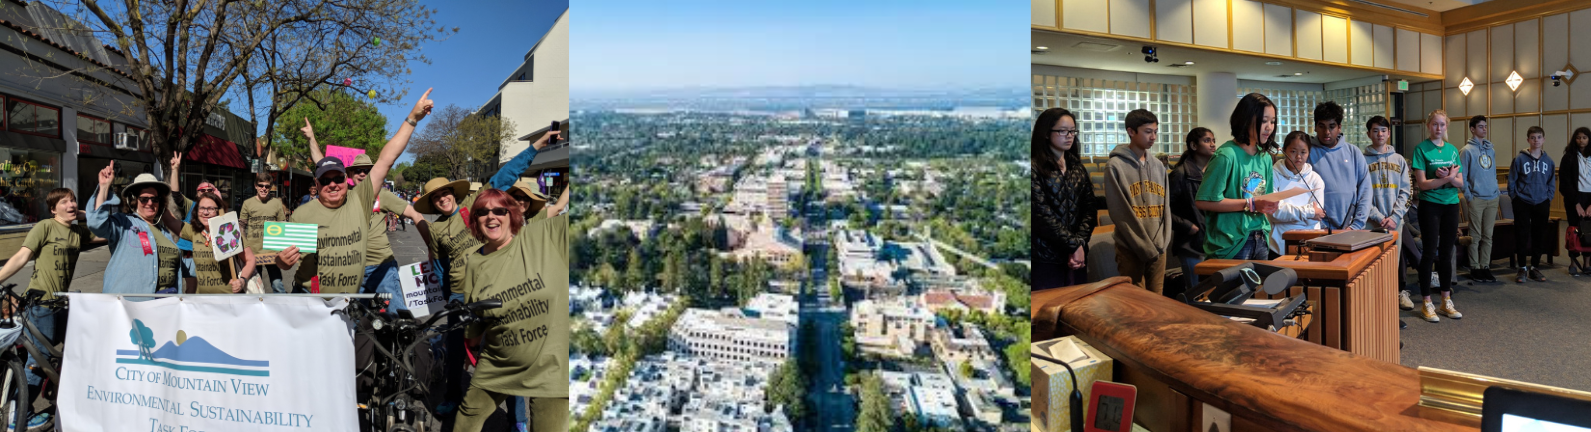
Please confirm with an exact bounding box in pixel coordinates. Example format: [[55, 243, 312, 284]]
[[1032, 108, 1081, 178], [1231, 93, 1278, 154], [1176, 127, 1214, 169], [1570, 127, 1591, 157]]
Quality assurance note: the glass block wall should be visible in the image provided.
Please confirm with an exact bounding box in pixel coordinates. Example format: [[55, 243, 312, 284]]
[[1326, 83, 1388, 150], [1032, 75, 1198, 158]]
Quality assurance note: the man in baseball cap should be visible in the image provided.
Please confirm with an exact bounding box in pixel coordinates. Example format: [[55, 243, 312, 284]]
[[300, 122, 426, 311]]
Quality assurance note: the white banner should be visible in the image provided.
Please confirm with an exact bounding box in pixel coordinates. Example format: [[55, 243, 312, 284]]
[[59, 294, 357, 432], [398, 261, 445, 317]]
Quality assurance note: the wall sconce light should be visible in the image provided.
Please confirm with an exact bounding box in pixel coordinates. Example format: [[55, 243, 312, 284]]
[[1507, 71, 1523, 91], [1459, 77, 1474, 96]]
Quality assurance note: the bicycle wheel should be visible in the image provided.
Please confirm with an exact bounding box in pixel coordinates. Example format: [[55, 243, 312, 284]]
[[0, 359, 28, 432]]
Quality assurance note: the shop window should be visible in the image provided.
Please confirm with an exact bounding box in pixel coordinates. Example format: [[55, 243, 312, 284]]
[[5, 99, 60, 138], [77, 114, 112, 145], [0, 148, 61, 225]]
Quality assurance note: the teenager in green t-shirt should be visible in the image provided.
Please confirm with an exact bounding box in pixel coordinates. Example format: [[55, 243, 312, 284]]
[[455, 189, 569, 432], [0, 188, 99, 424], [181, 192, 256, 294], [1195, 93, 1282, 260], [1410, 110, 1465, 323]]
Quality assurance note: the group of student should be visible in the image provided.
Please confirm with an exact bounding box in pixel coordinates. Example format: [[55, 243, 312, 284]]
[[1034, 92, 1573, 326], [0, 89, 571, 431]]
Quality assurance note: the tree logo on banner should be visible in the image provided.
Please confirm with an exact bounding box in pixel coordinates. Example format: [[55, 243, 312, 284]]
[[115, 319, 272, 377]]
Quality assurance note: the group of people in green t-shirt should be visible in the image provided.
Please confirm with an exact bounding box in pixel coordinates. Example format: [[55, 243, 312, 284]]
[[0, 87, 569, 430], [1034, 92, 1578, 329]]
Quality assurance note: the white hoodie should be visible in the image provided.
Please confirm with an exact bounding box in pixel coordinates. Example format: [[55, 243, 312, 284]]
[[1268, 159, 1327, 254]]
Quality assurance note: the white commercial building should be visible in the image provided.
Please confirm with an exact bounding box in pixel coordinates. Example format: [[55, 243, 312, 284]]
[[668, 308, 795, 365]]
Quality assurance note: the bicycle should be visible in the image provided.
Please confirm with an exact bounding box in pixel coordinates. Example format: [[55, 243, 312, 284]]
[[0, 285, 68, 432], [345, 294, 501, 432]]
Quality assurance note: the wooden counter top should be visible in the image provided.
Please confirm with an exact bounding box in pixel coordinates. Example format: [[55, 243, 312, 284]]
[[1033, 277, 1477, 432]]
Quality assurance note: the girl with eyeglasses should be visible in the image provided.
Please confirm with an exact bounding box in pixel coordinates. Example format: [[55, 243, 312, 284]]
[[1030, 107, 1095, 290], [455, 188, 568, 432], [181, 192, 257, 294]]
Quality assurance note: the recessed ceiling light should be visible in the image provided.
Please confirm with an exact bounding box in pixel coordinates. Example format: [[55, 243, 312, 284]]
[[1265, 61, 1284, 66], [1184, 61, 1195, 65], [1294, 72, 1304, 75], [1036, 46, 1048, 50]]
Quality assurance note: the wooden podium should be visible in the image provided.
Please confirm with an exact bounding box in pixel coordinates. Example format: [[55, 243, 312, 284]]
[[1032, 278, 1475, 432], [1195, 230, 1400, 363]]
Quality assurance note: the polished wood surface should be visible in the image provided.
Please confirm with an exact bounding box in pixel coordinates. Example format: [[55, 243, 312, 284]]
[[1194, 232, 1400, 362], [1032, 279, 1478, 432]]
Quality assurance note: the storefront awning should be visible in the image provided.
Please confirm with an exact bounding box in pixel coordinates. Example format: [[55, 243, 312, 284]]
[[185, 134, 247, 169]]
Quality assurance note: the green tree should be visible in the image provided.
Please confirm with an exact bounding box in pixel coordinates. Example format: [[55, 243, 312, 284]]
[[857, 372, 893, 432], [273, 89, 390, 168], [572, 325, 607, 357], [408, 104, 520, 181], [959, 360, 975, 379], [624, 249, 646, 292], [765, 359, 808, 421]]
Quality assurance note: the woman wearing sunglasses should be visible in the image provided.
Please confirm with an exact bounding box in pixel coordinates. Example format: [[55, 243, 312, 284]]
[[182, 192, 257, 294], [87, 154, 188, 297], [454, 188, 568, 432], [409, 129, 558, 424]]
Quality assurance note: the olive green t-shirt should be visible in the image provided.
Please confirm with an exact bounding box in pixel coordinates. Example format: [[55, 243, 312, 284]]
[[182, 225, 236, 294], [240, 197, 287, 253], [363, 188, 410, 266], [463, 214, 568, 397], [21, 219, 94, 300], [427, 193, 482, 295], [288, 182, 376, 294], [153, 225, 180, 289]]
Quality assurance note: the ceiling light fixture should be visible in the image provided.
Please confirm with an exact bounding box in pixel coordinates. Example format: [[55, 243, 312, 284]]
[[1184, 61, 1195, 65], [1459, 77, 1474, 95], [1036, 46, 1048, 50], [1507, 71, 1523, 91], [1265, 61, 1284, 66]]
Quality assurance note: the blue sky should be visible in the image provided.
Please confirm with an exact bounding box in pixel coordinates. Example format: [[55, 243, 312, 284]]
[[571, 0, 1026, 92], [367, 0, 568, 163]]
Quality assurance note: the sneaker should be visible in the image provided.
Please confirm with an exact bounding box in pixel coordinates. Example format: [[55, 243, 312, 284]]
[[1438, 299, 1463, 319], [1469, 269, 1486, 281], [1400, 319, 1407, 329], [1531, 267, 1547, 282], [1570, 263, 1582, 276], [1484, 268, 1498, 282], [26, 413, 49, 429], [1398, 290, 1415, 311], [1517, 267, 1528, 284], [1421, 302, 1440, 323]]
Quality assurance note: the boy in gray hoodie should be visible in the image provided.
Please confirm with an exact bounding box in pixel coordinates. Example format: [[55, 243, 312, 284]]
[[1363, 116, 1417, 311], [1308, 101, 1373, 231], [1105, 109, 1173, 295], [1460, 115, 1502, 282], [1508, 126, 1555, 283]]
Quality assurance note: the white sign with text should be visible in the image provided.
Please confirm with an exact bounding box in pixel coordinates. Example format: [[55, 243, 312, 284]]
[[398, 261, 445, 317], [58, 294, 356, 432]]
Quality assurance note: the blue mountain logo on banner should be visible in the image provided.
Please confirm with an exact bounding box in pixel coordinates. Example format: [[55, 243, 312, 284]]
[[113, 319, 270, 377]]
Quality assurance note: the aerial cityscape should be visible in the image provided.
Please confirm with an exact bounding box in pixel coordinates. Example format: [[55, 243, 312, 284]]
[[566, 90, 1031, 431]]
